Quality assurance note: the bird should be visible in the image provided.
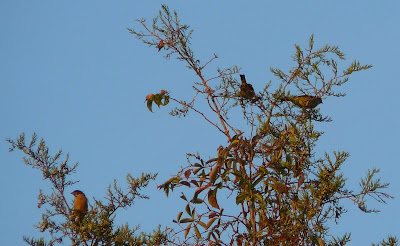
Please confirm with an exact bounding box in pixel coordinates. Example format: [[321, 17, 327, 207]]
[[239, 74, 256, 101], [71, 190, 88, 224], [282, 95, 322, 109], [157, 40, 164, 51]]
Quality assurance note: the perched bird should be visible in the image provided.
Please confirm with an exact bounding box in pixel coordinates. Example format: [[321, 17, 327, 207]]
[[282, 95, 322, 109], [71, 190, 88, 224], [239, 74, 256, 100], [157, 40, 164, 52]]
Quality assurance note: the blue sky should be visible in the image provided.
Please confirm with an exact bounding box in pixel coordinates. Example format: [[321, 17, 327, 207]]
[[1, 1, 399, 245]]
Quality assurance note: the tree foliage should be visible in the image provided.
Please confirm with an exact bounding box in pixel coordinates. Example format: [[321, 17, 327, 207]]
[[7, 133, 167, 245], [129, 5, 394, 246], [372, 236, 399, 246], [8, 4, 396, 246]]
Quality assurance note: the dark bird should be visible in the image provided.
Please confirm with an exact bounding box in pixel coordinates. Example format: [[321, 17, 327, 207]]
[[239, 74, 256, 100], [71, 190, 88, 224], [283, 95, 322, 109]]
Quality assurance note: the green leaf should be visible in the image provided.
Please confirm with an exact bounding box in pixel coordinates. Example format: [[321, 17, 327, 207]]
[[236, 193, 248, 204], [185, 204, 191, 216], [180, 218, 194, 224], [228, 139, 239, 149], [191, 198, 203, 204], [253, 193, 264, 203], [146, 100, 153, 112], [163, 96, 170, 105], [252, 176, 264, 188], [154, 94, 162, 106]]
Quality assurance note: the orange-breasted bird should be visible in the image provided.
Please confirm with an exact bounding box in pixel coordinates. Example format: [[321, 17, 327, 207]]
[[157, 40, 165, 52], [71, 190, 88, 224], [239, 74, 256, 100], [282, 95, 322, 109]]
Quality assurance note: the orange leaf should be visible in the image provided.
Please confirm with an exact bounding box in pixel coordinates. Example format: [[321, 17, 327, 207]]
[[208, 189, 220, 209], [190, 180, 199, 187], [184, 169, 192, 179], [206, 217, 217, 229], [194, 225, 201, 238], [198, 220, 207, 229], [184, 224, 191, 238], [177, 211, 183, 222], [209, 165, 219, 184]]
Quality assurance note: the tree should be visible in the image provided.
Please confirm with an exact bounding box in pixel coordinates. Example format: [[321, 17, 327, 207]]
[[7, 133, 167, 245], [129, 5, 395, 246], [8, 4, 396, 246]]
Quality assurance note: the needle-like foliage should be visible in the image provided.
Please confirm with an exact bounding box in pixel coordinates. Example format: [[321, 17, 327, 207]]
[[130, 5, 393, 246], [7, 133, 167, 245]]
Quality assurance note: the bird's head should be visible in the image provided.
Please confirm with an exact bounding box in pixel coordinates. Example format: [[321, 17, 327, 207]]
[[240, 74, 246, 84], [71, 190, 85, 197]]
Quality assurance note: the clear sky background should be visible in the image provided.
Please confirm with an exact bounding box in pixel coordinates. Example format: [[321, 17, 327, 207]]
[[1, 1, 399, 245]]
